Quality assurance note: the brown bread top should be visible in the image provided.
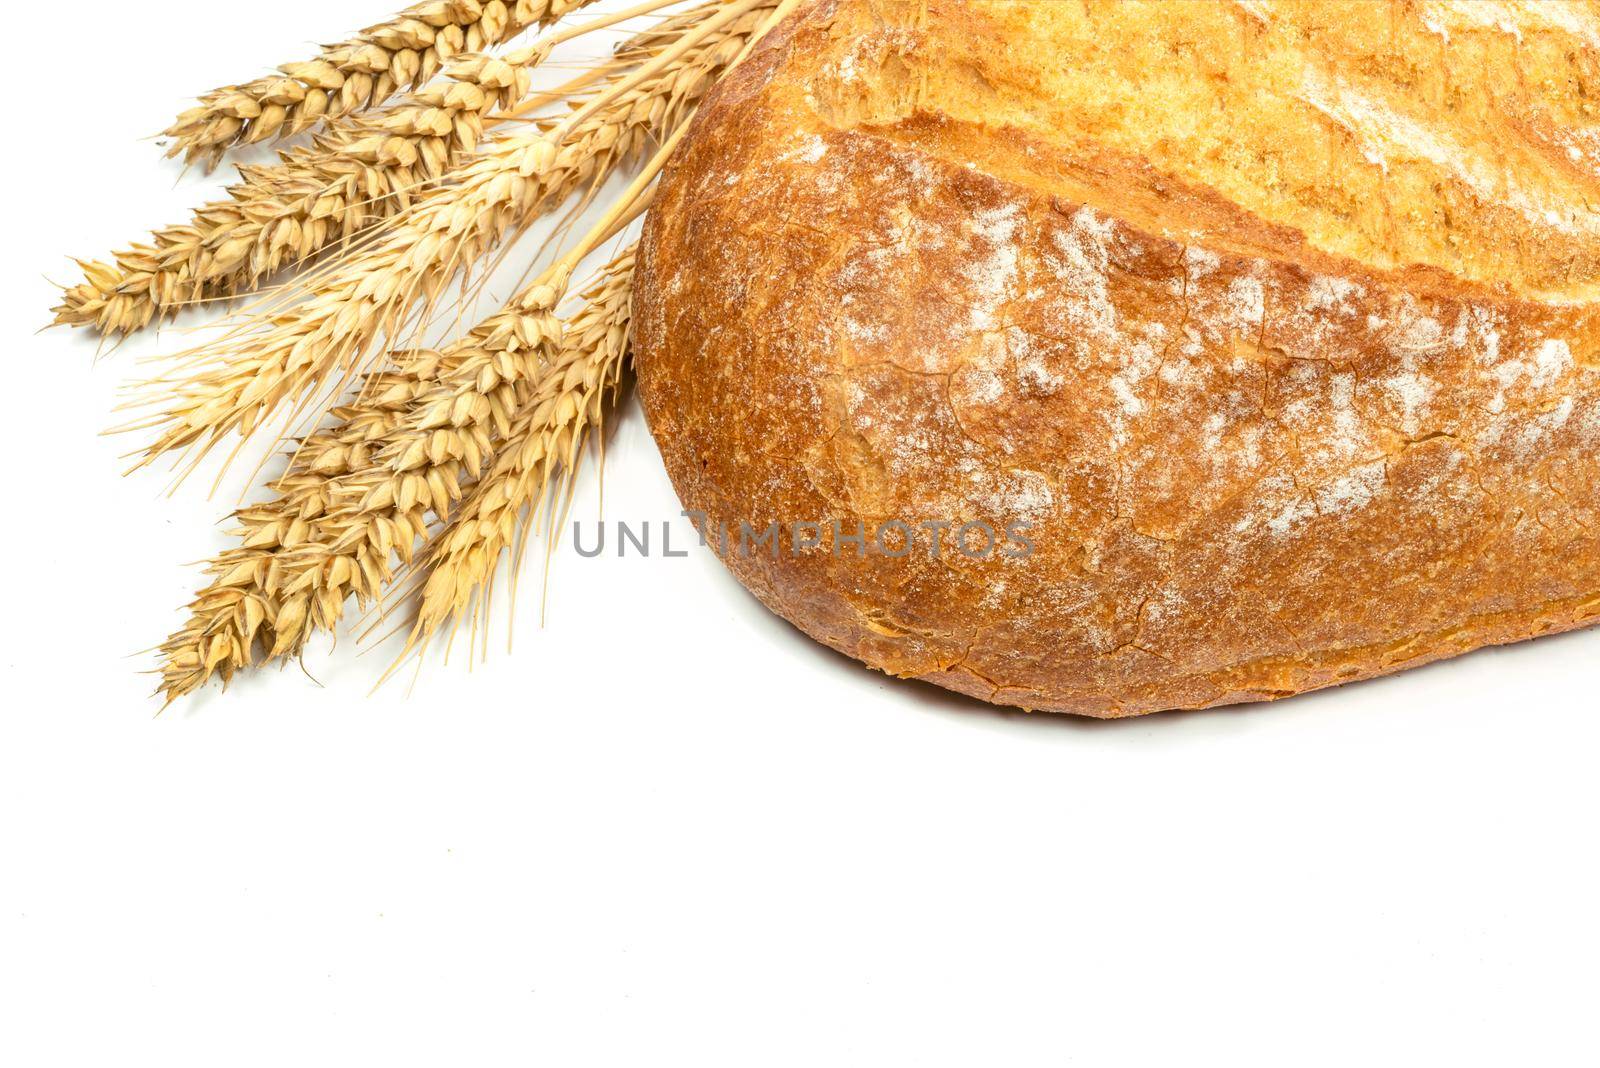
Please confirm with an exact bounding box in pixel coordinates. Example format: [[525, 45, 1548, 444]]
[[635, 0, 1600, 716]]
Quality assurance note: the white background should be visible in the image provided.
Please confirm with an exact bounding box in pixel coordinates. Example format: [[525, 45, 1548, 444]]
[[4, 2, 1598, 1064]]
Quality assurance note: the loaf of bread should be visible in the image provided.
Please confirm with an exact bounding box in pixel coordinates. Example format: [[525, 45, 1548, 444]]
[[634, 0, 1600, 716]]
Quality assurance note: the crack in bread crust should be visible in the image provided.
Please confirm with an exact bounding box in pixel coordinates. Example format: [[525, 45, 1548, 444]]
[[635, 0, 1600, 717]]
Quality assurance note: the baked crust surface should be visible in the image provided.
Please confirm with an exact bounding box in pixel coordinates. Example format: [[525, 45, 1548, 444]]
[[635, 0, 1600, 716]]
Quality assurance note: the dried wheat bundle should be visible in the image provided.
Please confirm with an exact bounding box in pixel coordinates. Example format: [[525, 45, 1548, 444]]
[[156, 247, 633, 701], [59, 0, 718, 336], [57, 0, 798, 702], [64, 54, 536, 336], [164, 0, 599, 169], [122, 0, 770, 476], [154, 277, 566, 700], [153, 123, 667, 700]]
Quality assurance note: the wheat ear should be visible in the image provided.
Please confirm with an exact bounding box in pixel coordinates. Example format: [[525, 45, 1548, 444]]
[[397, 247, 634, 663], [61, 54, 535, 336], [163, 0, 598, 170], [154, 149, 659, 702], [155, 351, 438, 701], [154, 277, 568, 703], [57, 0, 711, 336], [123, 0, 769, 474]]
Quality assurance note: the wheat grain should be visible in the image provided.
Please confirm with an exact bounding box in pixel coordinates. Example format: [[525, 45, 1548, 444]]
[[164, 0, 598, 170], [124, 0, 768, 474]]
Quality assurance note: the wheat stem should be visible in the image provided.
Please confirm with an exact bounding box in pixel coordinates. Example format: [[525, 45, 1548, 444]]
[[525, 0, 694, 57], [549, 0, 761, 141]]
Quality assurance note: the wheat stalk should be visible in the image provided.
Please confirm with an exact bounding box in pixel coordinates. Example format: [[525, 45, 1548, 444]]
[[399, 0, 797, 656], [155, 237, 645, 701], [163, 0, 598, 170], [56, 0, 714, 336], [150, 0, 798, 701], [61, 54, 535, 336], [154, 287, 565, 702], [396, 247, 634, 663], [155, 157, 654, 701], [155, 125, 660, 702], [155, 353, 435, 700], [122, 0, 769, 475]]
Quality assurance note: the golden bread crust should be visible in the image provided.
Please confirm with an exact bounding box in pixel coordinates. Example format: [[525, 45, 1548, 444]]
[[635, 0, 1600, 716]]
